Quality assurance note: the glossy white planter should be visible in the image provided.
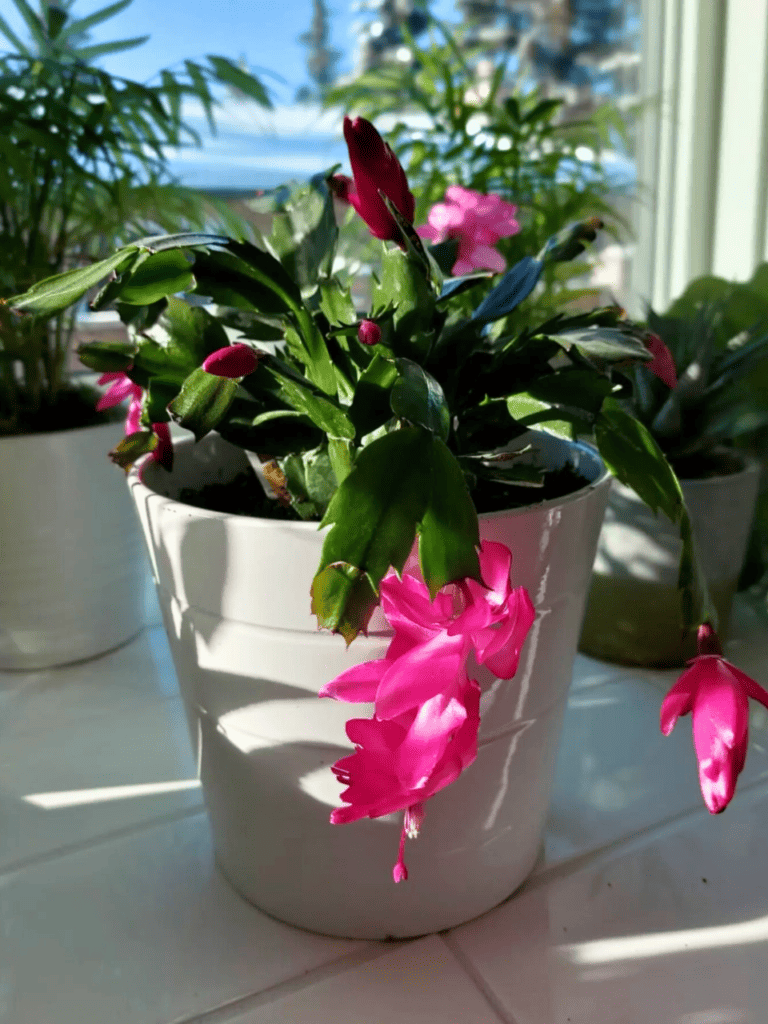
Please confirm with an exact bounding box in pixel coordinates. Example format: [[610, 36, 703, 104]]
[[0, 420, 153, 669], [129, 432, 610, 938], [580, 455, 760, 667]]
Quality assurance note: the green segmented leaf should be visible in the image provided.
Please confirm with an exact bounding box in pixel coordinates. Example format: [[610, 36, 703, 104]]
[[167, 367, 239, 440]]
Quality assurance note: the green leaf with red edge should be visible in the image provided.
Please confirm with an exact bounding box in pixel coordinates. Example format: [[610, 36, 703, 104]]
[[167, 367, 239, 441], [108, 430, 157, 472], [310, 563, 378, 644]]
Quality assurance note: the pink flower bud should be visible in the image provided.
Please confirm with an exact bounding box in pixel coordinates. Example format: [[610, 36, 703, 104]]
[[202, 343, 259, 379], [644, 333, 677, 389], [342, 116, 415, 245], [357, 319, 381, 346]]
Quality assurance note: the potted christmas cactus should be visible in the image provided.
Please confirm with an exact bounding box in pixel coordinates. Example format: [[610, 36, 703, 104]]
[[13, 116, 768, 939], [580, 268, 768, 667], [0, 0, 269, 668]]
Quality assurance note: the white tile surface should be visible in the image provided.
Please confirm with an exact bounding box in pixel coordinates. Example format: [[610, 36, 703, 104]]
[[450, 785, 768, 1024], [220, 936, 506, 1024], [546, 676, 768, 863], [3, 595, 768, 1023], [0, 813, 364, 1024]]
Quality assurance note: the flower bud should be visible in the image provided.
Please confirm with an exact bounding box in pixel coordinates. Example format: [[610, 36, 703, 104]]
[[357, 320, 381, 346], [342, 116, 415, 244], [202, 343, 259, 379]]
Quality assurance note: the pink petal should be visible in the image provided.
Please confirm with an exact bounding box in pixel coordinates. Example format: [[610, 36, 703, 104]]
[[454, 241, 507, 275], [479, 588, 536, 678], [375, 632, 470, 720], [318, 658, 389, 702], [416, 223, 441, 242], [396, 692, 468, 790], [659, 670, 697, 735], [125, 396, 142, 435], [202, 343, 259, 378], [644, 333, 677, 389], [691, 667, 749, 813], [150, 422, 173, 470]]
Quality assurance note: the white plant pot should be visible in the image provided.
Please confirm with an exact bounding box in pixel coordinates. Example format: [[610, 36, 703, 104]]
[[128, 432, 610, 939], [580, 454, 760, 667], [0, 420, 153, 670]]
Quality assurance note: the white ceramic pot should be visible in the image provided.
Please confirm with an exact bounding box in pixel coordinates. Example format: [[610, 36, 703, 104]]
[[0, 420, 153, 670], [128, 431, 610, 939], [580, 454, 760, 667]]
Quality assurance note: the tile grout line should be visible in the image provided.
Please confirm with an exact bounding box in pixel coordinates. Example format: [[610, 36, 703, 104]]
[[440, 932, 520, 1024], [165, 942, 406, 1024], [0, 803, 206, 880]]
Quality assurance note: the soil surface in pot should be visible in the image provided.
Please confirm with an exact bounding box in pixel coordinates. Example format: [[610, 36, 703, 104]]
[[177, 463, 590, 519], [1, 384, 124, 436]]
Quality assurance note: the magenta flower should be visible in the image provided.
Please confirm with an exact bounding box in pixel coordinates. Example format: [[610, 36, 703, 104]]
[[416, 185, 521, 276], [97, 370, 172, 472], [330, 671, 481, 882], [321, 540, 535, 880], [644, 333, 677, 389], [202, 343, 259, 378], [97, 370, 142, 434], [330, 116, 415, 245], [660, 623, 768, 813], [357, 319, 381, 346]]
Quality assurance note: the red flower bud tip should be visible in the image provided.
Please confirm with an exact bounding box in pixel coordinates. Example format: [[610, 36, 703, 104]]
[[342, 115, 415, 245], [697, 622, 723, 657], [202, 343, 259, 379], [328, 174, 355, 204], [357, 319, 381, 346], [644, 333, 677, 389]]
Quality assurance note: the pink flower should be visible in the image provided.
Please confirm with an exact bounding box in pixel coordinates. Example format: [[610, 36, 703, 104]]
[[321, 540, 535, 880], [97, 370, 142, 434], [416, 185, 521, 276], [644, 333, 677, 389], [357, 319, 381, 346], [660, 623, 768, 813], [97, 370, 172, 473], [331, 116, 415, 245], [202, 343, 259, 378]]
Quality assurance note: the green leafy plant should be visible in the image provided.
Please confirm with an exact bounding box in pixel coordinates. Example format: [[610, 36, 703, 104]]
[[0, 0, 271, 434], [10, 115, 710, 645], [324, 16, 632, 319], [628, 266, 768, 593], [631, 266, 768, 471]]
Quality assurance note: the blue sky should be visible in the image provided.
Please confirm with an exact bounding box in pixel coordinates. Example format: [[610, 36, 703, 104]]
[[3, 0, 459, 103]]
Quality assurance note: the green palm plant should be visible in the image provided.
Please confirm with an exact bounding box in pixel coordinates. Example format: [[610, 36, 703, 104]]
[[0, 0, 271, 434]]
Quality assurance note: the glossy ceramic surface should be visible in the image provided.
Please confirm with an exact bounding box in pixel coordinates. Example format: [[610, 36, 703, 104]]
[[128, 432, 611, 938], [3, 598, 768, 1022], [0, 420, 153, 669], [580, 458, 761, 667]]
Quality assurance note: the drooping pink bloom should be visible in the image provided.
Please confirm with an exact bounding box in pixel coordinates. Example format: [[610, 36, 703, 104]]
[[321, 540, 535, 880], [357, 319, 381, 346], [202, 343, 259, 378], [644, 332, 677, 389], [97, 370, 172, 473], [330, 670, 481, 882], [97, 370, 142, 433], [416, 185, 521, 276], [331, 116, 415, 245], [660, 623, 768, 813]]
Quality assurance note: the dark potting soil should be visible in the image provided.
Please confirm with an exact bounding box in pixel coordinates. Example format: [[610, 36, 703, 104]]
[[178, 463, 591, 520], [178, 471, 302, 520]]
